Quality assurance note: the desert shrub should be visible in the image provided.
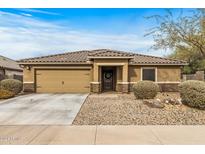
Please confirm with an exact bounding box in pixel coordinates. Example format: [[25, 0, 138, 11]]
[[179, 80, 205, 109], [0, 89, 15, 99], [0, 79, 23, 95], [133, 81, 159, 99]]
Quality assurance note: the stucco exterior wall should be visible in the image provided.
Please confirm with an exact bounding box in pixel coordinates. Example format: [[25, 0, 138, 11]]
[[22, 63, 182, 93], [5, 69, 22, 76], [23, 67, 34, 83], [128, 66, 141, 82], [128, 65, 181, 82], [93, 59, 128, 81], [90, 66, 94, 81], [157, 66, 181, 82], [128, 65, 182, 92], [0, 69, 5, 80], [0, 68, 22, 81], [116, 66, 122, 82], [93, 59, 129, 93], [23, 67, 35, 92]]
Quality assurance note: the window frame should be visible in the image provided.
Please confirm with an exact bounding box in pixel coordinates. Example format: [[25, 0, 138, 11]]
[[141, 67, 157, 82]]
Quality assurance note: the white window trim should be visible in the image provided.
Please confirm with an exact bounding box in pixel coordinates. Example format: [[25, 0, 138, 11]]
[[23, 81, 34, 84], [141, 67, 157, 82]]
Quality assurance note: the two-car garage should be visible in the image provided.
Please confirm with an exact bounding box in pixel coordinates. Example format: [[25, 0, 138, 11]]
[[36, 69, 91, 93]]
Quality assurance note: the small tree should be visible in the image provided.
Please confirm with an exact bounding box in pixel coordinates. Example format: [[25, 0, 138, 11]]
[[145, 9, 205, 73]]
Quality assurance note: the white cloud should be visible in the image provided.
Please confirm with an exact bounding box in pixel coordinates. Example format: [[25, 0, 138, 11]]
[[20, 13, 32, 17], [16, 8, 60, 16], [0, 10, 164, 60]]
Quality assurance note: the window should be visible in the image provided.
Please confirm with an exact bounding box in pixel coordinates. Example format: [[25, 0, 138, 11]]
[[142, 68, 156, 81]]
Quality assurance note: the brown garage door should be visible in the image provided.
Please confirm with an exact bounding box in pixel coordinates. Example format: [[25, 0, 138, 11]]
[[36, 69, 91, 93]]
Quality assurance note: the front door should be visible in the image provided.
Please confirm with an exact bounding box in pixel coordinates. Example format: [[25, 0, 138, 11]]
[[102, 69, 114, 91]]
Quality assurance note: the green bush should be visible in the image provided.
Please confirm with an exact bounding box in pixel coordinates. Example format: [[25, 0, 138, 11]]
[[0, 89, 15, 99], [0, 79, 23, 95], [133, 81, 159, 99], [179, 80, 205, 109]]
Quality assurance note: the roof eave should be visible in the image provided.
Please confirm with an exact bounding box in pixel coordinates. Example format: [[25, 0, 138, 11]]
[[87, 56, 134, 59], [0, 66, 23, 71], [18, 62, 92, 65], [129, 63, 188, 66]]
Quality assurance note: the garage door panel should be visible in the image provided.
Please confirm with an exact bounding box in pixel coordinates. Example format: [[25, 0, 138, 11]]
[[36, 70, 90, 93]]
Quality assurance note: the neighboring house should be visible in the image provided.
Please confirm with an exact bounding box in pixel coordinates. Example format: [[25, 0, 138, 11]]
[[0, 55, 23, 81], [18, 49, 187, 93]]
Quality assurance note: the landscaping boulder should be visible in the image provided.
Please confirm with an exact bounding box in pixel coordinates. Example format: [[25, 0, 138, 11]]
[[162, 98, 182, 105], [143, 99, 165, 108], [169, 98, 176, 105], [176, 99, 182, 105], [163, 98, 171, 104]]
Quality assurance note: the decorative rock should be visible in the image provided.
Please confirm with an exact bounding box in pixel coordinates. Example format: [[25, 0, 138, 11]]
[[156, 98, 161, 102], [74, 93, 205, 125], [162, 98, 182, 105], [143, 99, 165, 108], [164, 99, 170, 104], [153, 99, 165, 108], [176, 99, 182, 105], [143, 100, 152, 106], [169, 98, 177, 105], [162, 98, 171, 104]]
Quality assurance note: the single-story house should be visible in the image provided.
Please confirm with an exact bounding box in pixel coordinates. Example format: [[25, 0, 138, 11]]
[[18, 49, 187, 93], [0, 55, 23, 81]]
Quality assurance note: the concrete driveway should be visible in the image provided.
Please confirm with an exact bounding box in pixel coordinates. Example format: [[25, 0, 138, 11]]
[[0, 94, 88, 125]]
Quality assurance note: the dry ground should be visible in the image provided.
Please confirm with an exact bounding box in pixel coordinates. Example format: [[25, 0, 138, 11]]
[[73, 92, 205, 125]]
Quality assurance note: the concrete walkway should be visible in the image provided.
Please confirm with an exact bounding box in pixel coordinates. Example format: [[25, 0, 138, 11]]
[[0, 125, 205, 145]]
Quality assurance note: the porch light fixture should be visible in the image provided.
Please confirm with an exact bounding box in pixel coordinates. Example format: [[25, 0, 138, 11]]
[[26, 66, 31, 70]]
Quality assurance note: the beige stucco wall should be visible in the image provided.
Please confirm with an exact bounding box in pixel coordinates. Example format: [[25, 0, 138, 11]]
[[0, 69, 4, 80], [90, 66, 94, 81], [157, 66, 181, 82], [128, 65, 181, 82], [0, 68, 22, 80], [93, 59, 129, 82], [23, 67, 34, 82], [23, 64, 182, 87], [5, 69, 22, 77], [128, 66, 141, 82], [116, 66, 122, 82]]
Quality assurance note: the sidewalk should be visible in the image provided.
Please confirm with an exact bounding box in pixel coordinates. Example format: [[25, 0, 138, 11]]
[[0, 125, 205, 145]]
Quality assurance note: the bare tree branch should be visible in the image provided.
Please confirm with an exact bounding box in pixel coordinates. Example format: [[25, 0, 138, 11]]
[[145, 9, 205, 57]]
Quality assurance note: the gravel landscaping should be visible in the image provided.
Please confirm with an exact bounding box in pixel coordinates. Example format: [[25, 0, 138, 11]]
[[73, 93, 205, 125]]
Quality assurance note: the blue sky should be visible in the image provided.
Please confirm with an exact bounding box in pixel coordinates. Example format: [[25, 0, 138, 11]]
[[0, 8, 193, 60]]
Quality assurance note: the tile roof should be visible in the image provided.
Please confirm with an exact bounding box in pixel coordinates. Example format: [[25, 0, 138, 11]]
[[19, 50, 91, 63], [130, 53, 187, 65], [18, 49, 187, 65], [88, 49, 134, 57], [0, 55, 22, 71]]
